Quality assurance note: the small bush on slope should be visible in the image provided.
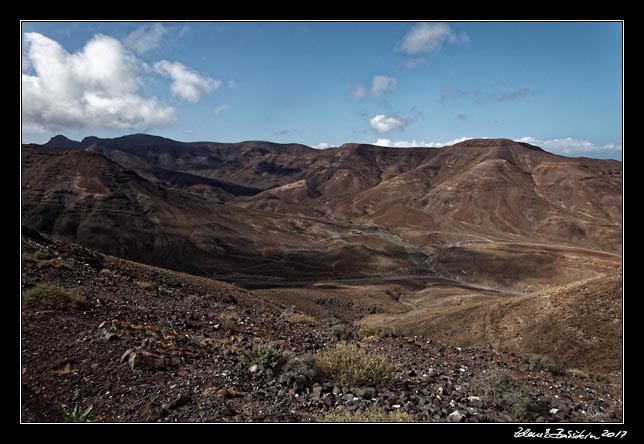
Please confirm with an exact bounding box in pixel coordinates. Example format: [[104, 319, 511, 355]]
[[240, 343, 289, 370], [23, 285, 86, 310], [471, 369, 537, 417], [358, 323, 400, 338], [315, 342, 397, 387], [320, 406, 414, 422]]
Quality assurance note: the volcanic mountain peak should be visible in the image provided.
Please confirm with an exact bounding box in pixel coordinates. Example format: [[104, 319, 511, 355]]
[[450, 138, 545, 152], [337, 142, 381, 150], [44, 134, 84, 150]]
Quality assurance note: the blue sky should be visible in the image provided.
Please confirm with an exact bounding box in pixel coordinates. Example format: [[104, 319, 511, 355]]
[[21, 21, 622, 159]]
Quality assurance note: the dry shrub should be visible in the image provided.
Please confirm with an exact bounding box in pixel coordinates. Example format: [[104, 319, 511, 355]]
[[320, 406, 414, 422], [315, 342, 397, 387], [287, 313, 320, 326], [23, 285, 86, 310], [358, 323, 400, 338]]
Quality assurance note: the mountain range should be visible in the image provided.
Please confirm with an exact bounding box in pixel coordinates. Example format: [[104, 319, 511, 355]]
[[22, 134, 621, 285]]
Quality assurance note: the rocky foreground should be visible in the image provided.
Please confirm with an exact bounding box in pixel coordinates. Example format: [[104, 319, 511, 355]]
[[21, 227, 622, 423]]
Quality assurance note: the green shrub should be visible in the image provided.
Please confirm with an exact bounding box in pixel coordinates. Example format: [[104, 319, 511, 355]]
[[320, 406, 414, 422], [63, 404, 92, 422], [23, 285, 86, 310], [524, 354, 561, 374], [472, 370, 535, 417], [240, 343, 289, 370], [358, 323, 400, 338], [315, 342, 397, 387], [567, 368, 589, 379]]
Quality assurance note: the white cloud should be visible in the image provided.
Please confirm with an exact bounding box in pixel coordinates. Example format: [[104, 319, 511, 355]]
[[183, 129, 196, 134], [214, 104, 228, 116], [227, 80, 236, 88], [516, 137, 622, 155], [21, 32, 175, 133], [312, 142, 332, 149], [369, 114, 408, 133], [124, 23, 167, 54], [22, 52, 31, 71], [154, 60, 221, 103], [398, 22, 469, 55], [375, 137, 471, 148], [373, 136, 623, 155], [353, 75, 397, 100]]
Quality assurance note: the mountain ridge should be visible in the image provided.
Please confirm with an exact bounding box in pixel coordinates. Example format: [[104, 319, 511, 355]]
[[44, 134, 563, 155], [25, 133, 622, 281]]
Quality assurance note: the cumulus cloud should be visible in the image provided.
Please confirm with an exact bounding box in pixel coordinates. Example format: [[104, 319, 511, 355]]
[[369, 114, 408, 133], [398, 22, 469, 55], [214, 104, 228, 116], [353, 75, 397, 100], [312, 142, 332, 149], [516, 137, 622, 155], [375, 137, 471, 148], [21, 32, 175, 133], [124, 23, 167, 54], [154, 60, 221, 103]]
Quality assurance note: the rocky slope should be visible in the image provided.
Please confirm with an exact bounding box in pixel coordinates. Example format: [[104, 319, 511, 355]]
[[21, 146, 425, 280], [242, 139, 622, 253], [370, 270, 622, 380], [21, 228, 622, 423]]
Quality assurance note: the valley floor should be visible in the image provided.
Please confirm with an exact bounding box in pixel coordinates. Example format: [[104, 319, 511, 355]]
[[20, 229, 622, 423]]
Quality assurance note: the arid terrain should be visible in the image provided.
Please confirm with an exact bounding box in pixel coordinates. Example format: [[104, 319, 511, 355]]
[[21, 135, 622, 422]]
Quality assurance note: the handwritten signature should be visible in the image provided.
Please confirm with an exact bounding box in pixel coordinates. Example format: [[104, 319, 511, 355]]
[[515, 427, 628, 440]]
